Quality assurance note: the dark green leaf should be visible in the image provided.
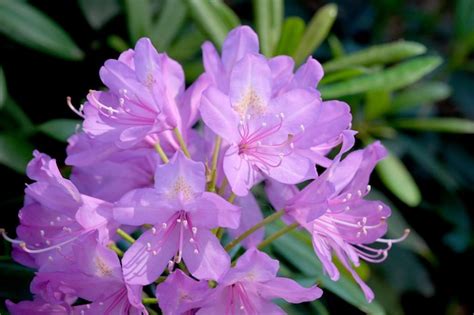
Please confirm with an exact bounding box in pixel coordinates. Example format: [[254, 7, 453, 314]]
[[320, 56, 442, 99], [1, 97, 34, 134], [0, 133, 34, 173], [0, 0, 84, 60], [274, 17, 305, 56], [319, 67, 372, 85], [390, 81, 451, 113], [328, 34, 345, 58], [78, 0, 120, 30], [364, 90, 391, 120], [391, 118, 474, 133], [0, 261, 34, 300], [168, 27, 206, 61], [124, 0, 152, 43], [293, 3, 338, 65], [0, 66, 6, 108], [323, 41, 426, 73], [37, 119, 81, 142], [151, 0, 187, 51]]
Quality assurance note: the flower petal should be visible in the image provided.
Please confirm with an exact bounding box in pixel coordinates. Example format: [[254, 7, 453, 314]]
[[258, 277, 323, 303], [222, 26, 259, 71], [223, 145, 258, 196], [187, 192, 241, 229]]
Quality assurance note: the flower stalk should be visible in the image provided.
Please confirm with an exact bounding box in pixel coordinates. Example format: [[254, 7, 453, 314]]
[[173, 127, 191, 158], [257, 223, 299, 249]]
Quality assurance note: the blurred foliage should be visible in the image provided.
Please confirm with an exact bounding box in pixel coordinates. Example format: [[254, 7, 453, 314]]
[[0, 0, 473, 314]]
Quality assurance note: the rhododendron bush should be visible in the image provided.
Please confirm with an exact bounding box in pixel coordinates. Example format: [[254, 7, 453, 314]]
[[1, 26, 410, 314]]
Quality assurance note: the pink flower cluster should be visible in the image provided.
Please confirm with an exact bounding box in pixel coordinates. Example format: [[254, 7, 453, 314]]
[[2, 26, 408, 314]]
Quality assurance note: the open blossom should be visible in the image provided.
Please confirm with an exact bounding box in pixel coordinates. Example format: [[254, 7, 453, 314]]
[[4, 151, 117, 271], [114, 152, 240, 284], [196, 248, 322, 314], [7, 234, 147, 315], [200, 26, 352, 196]]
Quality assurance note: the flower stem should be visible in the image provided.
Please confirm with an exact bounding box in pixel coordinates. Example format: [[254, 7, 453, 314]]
[[208, 136, 222, 192], [218, 177, 228, 196], [227, 192, 236, 203], [173, 127, 191, 158], [153, 142, 169, 164], [116, 228, 135, 244], [107, 242, 124, 257], [257, 223, 299, 249], [142, 297, 158, 305], [225, 209, 285, 251]]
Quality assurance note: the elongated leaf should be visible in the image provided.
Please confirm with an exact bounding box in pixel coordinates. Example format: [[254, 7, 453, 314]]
[[124, 0, 152, 43], [209, 0, 240, 30], [78, 0, 120, 30], [274, 17, 305, 56], [323, 41, 426, 73], [1, 97, 34, 134], [37, 119, 80, 142], [319, 56, 442, 99], [151, 0, 187, 51], [364, 90, 391, 120], [168, 27, 206, 61], [328, 34, 345, 58], [390, 81, 451, 113], [0, 133, 33, 173], [376, 149, 421, 207], [391, 118, 474, 133], [0, 261, 34, 300], [185, 0, 234, 48], [107, 35, 130, 52], [293, 3, 338, 65], [0, 66, 6, 108], [0, 0, 83, 60], [253, 0, 283, 57], [268, 223, 386, 314], [319, 67, 372, 85]]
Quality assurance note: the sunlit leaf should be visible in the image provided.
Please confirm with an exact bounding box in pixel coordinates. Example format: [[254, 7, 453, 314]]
[[151, 0, 187, 51], [375, 148, 421, 207], [78, 0, 120, 30], [323, 41, 426, 73], [274, 17, 305, 57], [209, 0, 240, 30], [390, 81, 451, 113], [0, 133, 33, 174], [253, 0, 283, 57], [0, 0, 84, 60], [124, 0, 152, 42], [107, 35, 130, 52], [391, 118, 474, 133], [319, 67, 372, 85], [293, 3, 338, 65], [37, 119, 81, 142], [320, 56, 442, 99], [364, 89, 391, 120]]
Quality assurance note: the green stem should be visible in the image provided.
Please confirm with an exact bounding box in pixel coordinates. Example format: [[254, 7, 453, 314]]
[[116, 228, 136, 244], [218, 177, 228, 196], [153, 142, 169, 164], [142, 297, 158, 305], [173, 127, 191, 158], [257, 223, 299, 249], [208, 136, 222, 192], [225, 209, 285, 251], [227, 192, 236, 203], [107, 242, 124, 257]]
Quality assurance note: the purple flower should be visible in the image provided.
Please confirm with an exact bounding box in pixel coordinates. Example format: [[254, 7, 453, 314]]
[[6, 151, 117, 271], [197, 248, 322, 314], [114, 152, 240, 284], [156, 269, 211, 315]]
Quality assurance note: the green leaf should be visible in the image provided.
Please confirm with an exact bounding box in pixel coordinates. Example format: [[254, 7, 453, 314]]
[[107, 35, 130, 52], [323, 41, 426, 73], [390, 81, 451, 113], [0, 133, 33, 173], [209, 0, 240, 30], [293, 3, 338, 65], [375, 148, 421, 206], [319, 56, 442, 99], [364, 90, 391, 120], [0, 0, 84, 60], [78, 0, 120, 30], [168, 27, 206, 61], [0, 66, 6, 109], [253, 0, 283, 57], [151, 0, 187, 51], [268, 223, 386, 314], [124, 0, 152, 43], [274, 17, 305, 56], [185, 0, 236, 48], [0, 261, 34, 300], [37, 119, 81, 142], [1, 97, 34, 134], [328, 34, 345, 58], [319, 67, 372, 85], [391, 118, 474, 133]]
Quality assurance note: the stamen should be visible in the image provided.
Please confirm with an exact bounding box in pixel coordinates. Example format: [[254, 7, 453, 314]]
[[66, 97, 85, 118]]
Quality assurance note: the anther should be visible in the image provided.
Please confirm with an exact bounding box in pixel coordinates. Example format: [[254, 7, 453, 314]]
[[146, 242, 151, 251], [194, 249, 199, 254], [183, 220, 188, 228], [162, 223, 167, 229], [346, 193, 352, 200], [357, 190, 362, 197], [151, 227, 157, 235], [48, 256, 53, 261], [189, 238, 195, 243], [50, 221, 55, 226], [40, 230, 45, 237], [377, 205, 383, 211], [176, 218, 182, 223], [192, 227, 197, 235], [300, 124, 305, 132], [345, 206, 350, 211], [152, 250, 158, 256], [366, 185, 372, 192]]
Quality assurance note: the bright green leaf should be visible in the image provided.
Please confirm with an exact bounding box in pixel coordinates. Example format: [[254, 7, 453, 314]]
[[0, 66, 6, 108], [323, 41, 426, 73], [0, 133, 33, 173], [319, 56, 442, 99], [364, 90, 391, 120], [391, 118, 474, 133], [107, 35, 130, 52], [37, 119, 81, 142], [253, 0, 283, 57], [293, 3, 338, 65], [274, 17, 305, 56], [328, 34, 345, 58], [185, 0, 234, 48], [320, 67, 372, 85], [78, 0, 120, 30], [209, 0, 240, 30], [390, 81, 451, 113], [0, 0, 83, 60], [124, 0, 152, 43], [151, 0, 187, 51], [375, 149, 421, 206]]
